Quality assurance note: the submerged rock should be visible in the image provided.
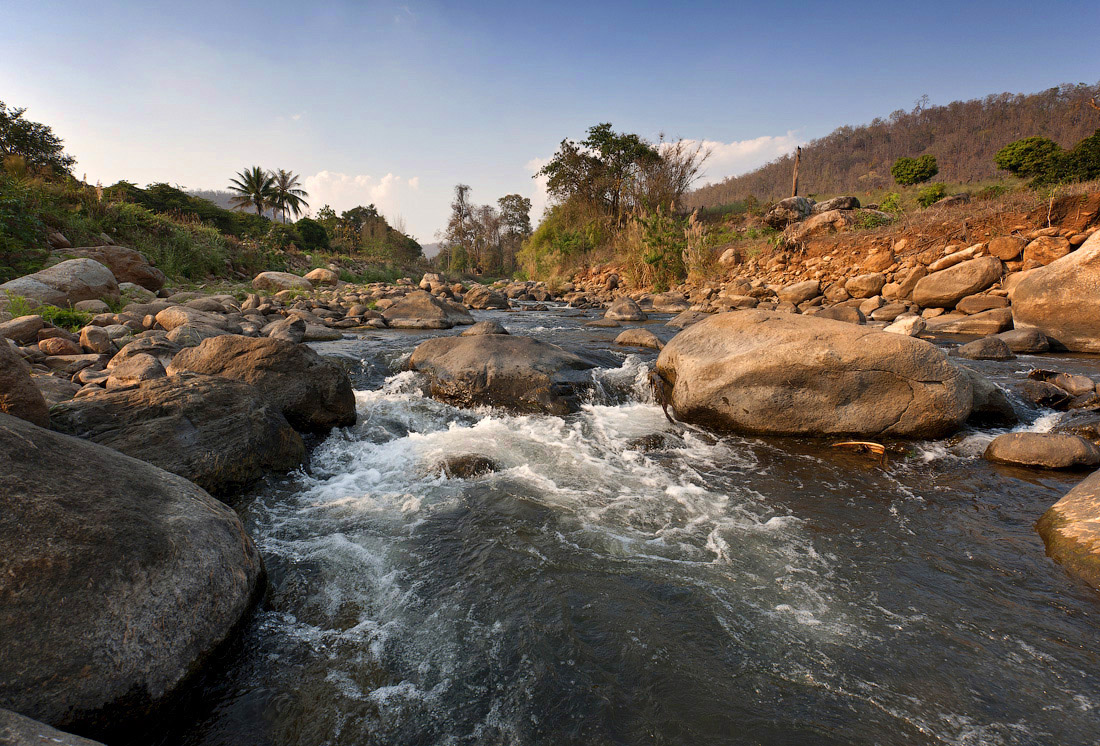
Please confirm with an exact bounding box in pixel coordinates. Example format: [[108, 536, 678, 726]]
[[1037, 468, 1100, 591], [0, 412, 262, 735], [654, 310, 972, 438], [409, 334, 605, 415], [51, 373, 305, 496], [438, 454, 499, 478]]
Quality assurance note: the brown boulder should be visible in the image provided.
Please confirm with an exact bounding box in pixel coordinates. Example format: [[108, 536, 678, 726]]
[[1012, 231, 1100, 352], [51, 373, 305, 496], [654, 310, 972, 438], [985, 432, 1100, 470], [0, 343, 49, 427], [1037, 468, 1100, 592], [382, 291, 474, 329], [912, 256, 1003, 308], [166, 335, 356, 432], [1023, 235, 1072, 266], [987, 236, 1025, 261], [61, 246, 165, 291], [0, 259, 120, 307]]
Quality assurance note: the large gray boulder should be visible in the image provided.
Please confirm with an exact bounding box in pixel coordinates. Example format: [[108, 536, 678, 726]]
[[604, 296, 647, 321], [1037, 468, 1100, 592], [654, 310, 973, 437], [1012, 231, 1100, 352], [167, 335, 356, 433], [409, 334, 605, 415], [912, 256, 1003, 308], [252, 271, 312, 292], [0, 709, 105, 746], [0, 412, 262, 734], [0, 259, 120, 307], [51, 373, 305, 496], [763, 196, 814, 229], [812, 196, 860, 213], [382, 291, 474, 329], [0, 342, 49, 428]]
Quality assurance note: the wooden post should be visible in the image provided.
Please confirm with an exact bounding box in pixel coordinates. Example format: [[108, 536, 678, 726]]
[[791, 147, 801, 197]]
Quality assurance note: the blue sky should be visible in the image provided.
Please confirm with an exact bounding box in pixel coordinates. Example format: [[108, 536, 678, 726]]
[[2, 0, 1098, 241]]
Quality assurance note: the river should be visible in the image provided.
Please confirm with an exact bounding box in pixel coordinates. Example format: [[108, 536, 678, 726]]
[[154, 306, 1100, 746]]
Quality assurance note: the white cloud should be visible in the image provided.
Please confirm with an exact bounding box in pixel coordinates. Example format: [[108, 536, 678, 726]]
[[302, 170, 421, 223], [524, 156, 551, 222], [681, 132, 805, 186]]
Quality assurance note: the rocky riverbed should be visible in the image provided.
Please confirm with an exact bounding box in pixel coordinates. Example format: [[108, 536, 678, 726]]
[[4, 221, 1100, 744]]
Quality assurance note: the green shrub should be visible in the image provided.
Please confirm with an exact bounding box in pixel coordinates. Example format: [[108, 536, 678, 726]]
[[37, 304, 92, 331], [880, 192, 902, 213], [264, 223, 303, 251], [295, 217, 329, 252], [891, 154, 939, 186], [975, 183, 1010, 201], [854, 211, 892, 229], [994, 137, 1063, 180], [0, 174, 49, 281], [917, 183, 948, 207]]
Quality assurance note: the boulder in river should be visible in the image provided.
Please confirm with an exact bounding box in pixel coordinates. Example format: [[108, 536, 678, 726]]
[[1011, 231, 1100, 352], [463, 284, 510, 310], [51, 373, 305, 496], [167, 335, 356, 432], [985, 432, 1100, 470], [653, 310, 973, 438], [615, 328, 663, 350], [461, 320, 509, 336], [1037, 468, 1100, 592], [954, 336, 1014, 361], [382, 290, 474, 329], [604, 296, 647, 321], [409, 334, 606, 415], [0, 412, 262, 736]]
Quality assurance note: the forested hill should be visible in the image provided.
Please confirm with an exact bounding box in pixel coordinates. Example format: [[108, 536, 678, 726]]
[[686, 82, 1100, 208]]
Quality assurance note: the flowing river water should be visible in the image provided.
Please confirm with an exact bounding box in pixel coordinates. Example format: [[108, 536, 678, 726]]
[[155, 306, 1100, 746]]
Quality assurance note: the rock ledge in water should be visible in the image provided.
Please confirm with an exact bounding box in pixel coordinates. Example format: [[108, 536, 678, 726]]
[[1037, 468, 1100, 592]]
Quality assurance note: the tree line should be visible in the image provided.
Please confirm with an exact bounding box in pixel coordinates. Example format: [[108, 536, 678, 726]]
[[435, 186, 532, 275], [686, 82, 1100, 208]]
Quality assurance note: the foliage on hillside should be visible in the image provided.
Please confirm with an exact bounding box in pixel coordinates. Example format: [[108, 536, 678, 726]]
[[517, 123, 709, 284], [433, 186, 532, 276], [687, 82, 1100, 207]]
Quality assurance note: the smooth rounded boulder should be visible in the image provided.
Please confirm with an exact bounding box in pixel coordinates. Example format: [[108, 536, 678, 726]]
[[382, 291, 474, 329], [985, 432, 1100, 470], [60, 246, 166, 291], [912, 256, 1002, 308], [166, 335, 356, 432], [1037, 468, 1100, 592], [409, 334, 605, 415], [0, 412, 262, 735], [604, 296, 647, 321], [252, 271, 313, 293], [51, 373, 306, 496], [0, 259, 120, 307], [463, 284, 510, 309], [1012, 231, 1100, 352], [653, 310, 973, 437]]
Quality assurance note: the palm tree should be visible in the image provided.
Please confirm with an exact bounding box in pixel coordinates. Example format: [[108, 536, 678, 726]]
[[228, 166, 276, 216], [270, 169, 310, 223]]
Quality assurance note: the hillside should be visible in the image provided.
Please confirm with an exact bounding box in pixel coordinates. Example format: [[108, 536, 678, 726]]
[[686, 82, 1100, 208]]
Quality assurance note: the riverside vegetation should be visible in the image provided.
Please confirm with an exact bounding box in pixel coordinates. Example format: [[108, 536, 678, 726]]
[[4, 89, 1100, 744]]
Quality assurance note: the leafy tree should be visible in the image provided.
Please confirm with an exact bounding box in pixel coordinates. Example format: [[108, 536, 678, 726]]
[[891, 154, 939, 186], [270, 169, 309, 222], [0, 101, 76, 174], [228, 166, 276, 216], [917, 183, 948, 207], [1066, 129, 1100, 183], [539, 123, 662, 226], [295, 217, 329, 252], [993, 137, 1064, 179]]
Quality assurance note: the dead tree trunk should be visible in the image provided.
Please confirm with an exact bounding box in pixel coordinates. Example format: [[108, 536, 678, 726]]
[[791, 147, 801, 197]]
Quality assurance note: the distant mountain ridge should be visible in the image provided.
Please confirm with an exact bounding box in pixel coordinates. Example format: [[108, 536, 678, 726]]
[[686, 82, 1100, 208]]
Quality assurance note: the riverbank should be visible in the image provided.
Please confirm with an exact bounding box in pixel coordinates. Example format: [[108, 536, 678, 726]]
[[3, 192, 1100, 744]]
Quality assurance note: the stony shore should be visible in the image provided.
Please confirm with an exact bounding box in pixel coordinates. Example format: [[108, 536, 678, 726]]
[[4, 196, 1100, 742]]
